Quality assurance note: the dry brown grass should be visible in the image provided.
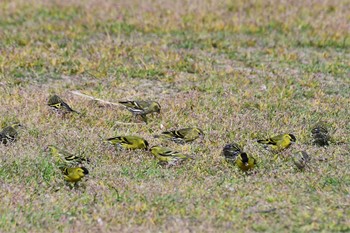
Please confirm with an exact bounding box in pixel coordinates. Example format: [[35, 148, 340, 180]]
[[0, 0, 349, 232]]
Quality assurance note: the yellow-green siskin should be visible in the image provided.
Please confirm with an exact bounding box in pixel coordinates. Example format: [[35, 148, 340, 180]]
[[235, 152, 256, 172], [48, 95, 79, 114], [150, 146, 190, 165], [61, 167, 89, 183], [46, 145, 90, 165], [257, 134, 296, 150], [0, 122, 21, 145], [311, 125, 330, 146], [292, 151, 311, 171], [156, 127, 204, 144], [119, 100, 161, 123], [105, 136, 149, 150], [222, 142, 242, 163]]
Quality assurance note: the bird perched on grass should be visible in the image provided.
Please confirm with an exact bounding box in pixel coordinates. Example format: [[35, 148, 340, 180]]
[[150, 146, 191, 165], [48, 94, 79, 114], [222, 142, 242, 163], [104, 136, 149, 150], [292, 151, 311, 171], [235, 152, 256, 172], [257, 134, 296, 150], [155, 127, 204, 144], [46, 145, 90, 165], [311, 125, 330, 146], [61, 167, 89, 183], [119, 100, 161, 123], [0, 122, 21, 145]]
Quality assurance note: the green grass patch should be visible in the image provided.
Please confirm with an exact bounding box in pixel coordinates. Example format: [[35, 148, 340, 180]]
[[0, 0, 349, 232]]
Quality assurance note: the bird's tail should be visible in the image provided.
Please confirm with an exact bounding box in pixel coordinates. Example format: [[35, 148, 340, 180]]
[[103, 138, 113, 143], [257, 139, 271, 144], [58, 166, 67, 174], [153, 134, 170, 140], [118, 101, 131, 105], [103, 136, 120, 145], [186, 154, 195, 160]]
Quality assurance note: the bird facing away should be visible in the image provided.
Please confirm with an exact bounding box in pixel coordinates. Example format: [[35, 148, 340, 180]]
[[293, 151, 311, 171], [61, 167, 89, 183], [257, 134, 296, 150], [46, 145, 90, 166], [222, 142, 242, 162], [156, 127, 204, 144], [119, 100, 161, 123], [235, 152, 256, 172], [104, 136, 149, 150], [0, 122, 21, 145], [311, 125, 330, 146], [150, 146, 190, 165], [48, 95, 79, 114]]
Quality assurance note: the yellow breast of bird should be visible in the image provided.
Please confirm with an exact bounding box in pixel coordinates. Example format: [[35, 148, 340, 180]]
[[277, 137, 291, 149], [65, 174, 82, 182]]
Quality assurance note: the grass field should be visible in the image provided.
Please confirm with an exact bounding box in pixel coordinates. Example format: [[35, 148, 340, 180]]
[[0, 0, 349, 232]]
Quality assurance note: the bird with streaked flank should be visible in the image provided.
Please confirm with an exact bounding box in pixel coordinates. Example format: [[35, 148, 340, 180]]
[[119, 100, 161, 123], [222, 142, 242, 163], [61, 167, 89, 183], [155, 127, 204, 144], [311, 125, 330, 146], [150, 145, 191, 165], [48, 94, 79, 114], [293, 151, 311, 171], [46, 145, 90, 166], [104, 135, 149, 150], [257, 133, 296, 150], [0, 122, 22, 145], [235, 152, 256, 172]]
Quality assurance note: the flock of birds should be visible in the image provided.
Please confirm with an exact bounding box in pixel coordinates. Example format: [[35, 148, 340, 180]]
[[0, 94, 331, 187]]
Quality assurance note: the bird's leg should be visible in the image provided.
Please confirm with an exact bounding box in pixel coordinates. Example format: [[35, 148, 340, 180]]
[[73, 182, 79, 189], [140, 115, 148, 124]]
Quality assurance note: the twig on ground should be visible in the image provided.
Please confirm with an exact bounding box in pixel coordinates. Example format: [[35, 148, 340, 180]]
[[70, 90, 120, 106], [113, 121, 143, 126], [71, 90, 143, 125]]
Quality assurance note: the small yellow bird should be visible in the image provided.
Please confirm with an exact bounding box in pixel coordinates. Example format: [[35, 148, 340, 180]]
[[46, 145, 90, 165], [311, 125, 329, 146], [105, 136, 149, 150], [0, 122, 21, 145], [235, 152, 256, 172], [48, 95, 79, 114], [222, 142, 242, 163], [257, 134, 296, 150], [150, 146, 190, 165], [292, 151, 311, 171], [156, 127, 204, 144], [119, 100, 161, 123], [61, 167, 89, 183]]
